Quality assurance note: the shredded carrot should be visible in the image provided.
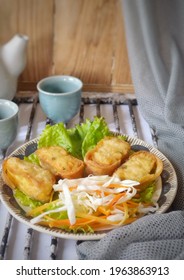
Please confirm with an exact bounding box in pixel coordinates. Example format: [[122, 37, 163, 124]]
[[85, 223, 119, 231], [118, 202, 129, 225], [108, 193, 126, 208], [45, 216, 92, 227], [27, 199, 61, 216], [97, 206, 111, 216], [77, 212, 119, 225], [115, 205, 125, 211], [126, 200, 140, 207], [39, 216, 139, 230]]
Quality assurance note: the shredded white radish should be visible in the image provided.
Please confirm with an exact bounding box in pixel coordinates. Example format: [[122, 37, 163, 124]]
[[61, 182, 76, 225], [52, 176, 140, 221], [107, 213, 125, 222], [30, 175, 157, 228]]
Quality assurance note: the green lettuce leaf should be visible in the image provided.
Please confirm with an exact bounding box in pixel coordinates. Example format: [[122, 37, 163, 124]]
[[132, 182, 156, 203], [35, 117, 111, 159], [81, 116, 111, 158], [24, 153, 40, 165], [48, 211, 68, 220], [38, 123, 75, 154], [14, 189, 43, 209]]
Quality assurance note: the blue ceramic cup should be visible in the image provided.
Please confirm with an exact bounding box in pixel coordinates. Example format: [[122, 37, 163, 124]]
[[0, 99, 19, 150], [37, 75, 83, 123]]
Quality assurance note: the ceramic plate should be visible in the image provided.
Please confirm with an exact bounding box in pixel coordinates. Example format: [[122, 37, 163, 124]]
[[0, 135, 178, 240]]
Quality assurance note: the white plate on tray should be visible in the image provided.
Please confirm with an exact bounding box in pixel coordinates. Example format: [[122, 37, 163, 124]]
[[0, 135, 178, 240]]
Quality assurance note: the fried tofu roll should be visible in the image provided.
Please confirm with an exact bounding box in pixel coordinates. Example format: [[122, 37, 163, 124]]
[[114, 151, 163, 188], [36, 146, 85, 179], [84, 136, 131, 176], [2, 157, 55, 203]]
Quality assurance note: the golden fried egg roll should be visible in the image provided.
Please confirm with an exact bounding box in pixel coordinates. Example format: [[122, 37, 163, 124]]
[[2, 157, 55, 203], [84, 136, 131, 175], [114, 151, 163, 188], [36, 146, 85, 179]]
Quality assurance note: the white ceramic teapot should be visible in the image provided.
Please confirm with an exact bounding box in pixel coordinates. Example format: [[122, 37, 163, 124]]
[[0, 34, 28, 100]]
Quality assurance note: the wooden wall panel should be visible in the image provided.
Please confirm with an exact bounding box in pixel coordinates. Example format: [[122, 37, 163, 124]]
[[0, 0, 134, 93], [54, 0, 115, 85], [54, 0, 133, 93], [0, 1, 18, 40], [17, 0, 54, 81], [111, 0, 132, 89]]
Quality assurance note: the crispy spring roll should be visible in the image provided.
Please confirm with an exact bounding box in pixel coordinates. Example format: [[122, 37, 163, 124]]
[[114, 151, 163, 188], [84, 136, 131, 176], [2, 157, 55, 203], [36, 146, 85, 179]]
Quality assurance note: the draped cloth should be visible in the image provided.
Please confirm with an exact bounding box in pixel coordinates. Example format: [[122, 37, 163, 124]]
[[76, 0, 184, 259]]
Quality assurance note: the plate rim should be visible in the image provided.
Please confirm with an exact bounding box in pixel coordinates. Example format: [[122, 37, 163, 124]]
[[0, 134, 178, 240]]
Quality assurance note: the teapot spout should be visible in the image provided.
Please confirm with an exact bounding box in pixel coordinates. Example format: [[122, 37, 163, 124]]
[[1, 34, 29, 77]]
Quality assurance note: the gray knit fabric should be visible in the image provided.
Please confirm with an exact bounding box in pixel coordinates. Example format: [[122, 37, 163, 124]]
[[76, 211, 184, 259], [76, 0, 184, 259], [121, 0, 184, 210]]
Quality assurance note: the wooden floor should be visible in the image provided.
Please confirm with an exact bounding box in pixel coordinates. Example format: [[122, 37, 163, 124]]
[[0, 0, 133, 93]]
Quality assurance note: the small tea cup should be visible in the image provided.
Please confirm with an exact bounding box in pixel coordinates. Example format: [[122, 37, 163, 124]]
[[37, 75, 83, 123], [0, 99, 19, 151]]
